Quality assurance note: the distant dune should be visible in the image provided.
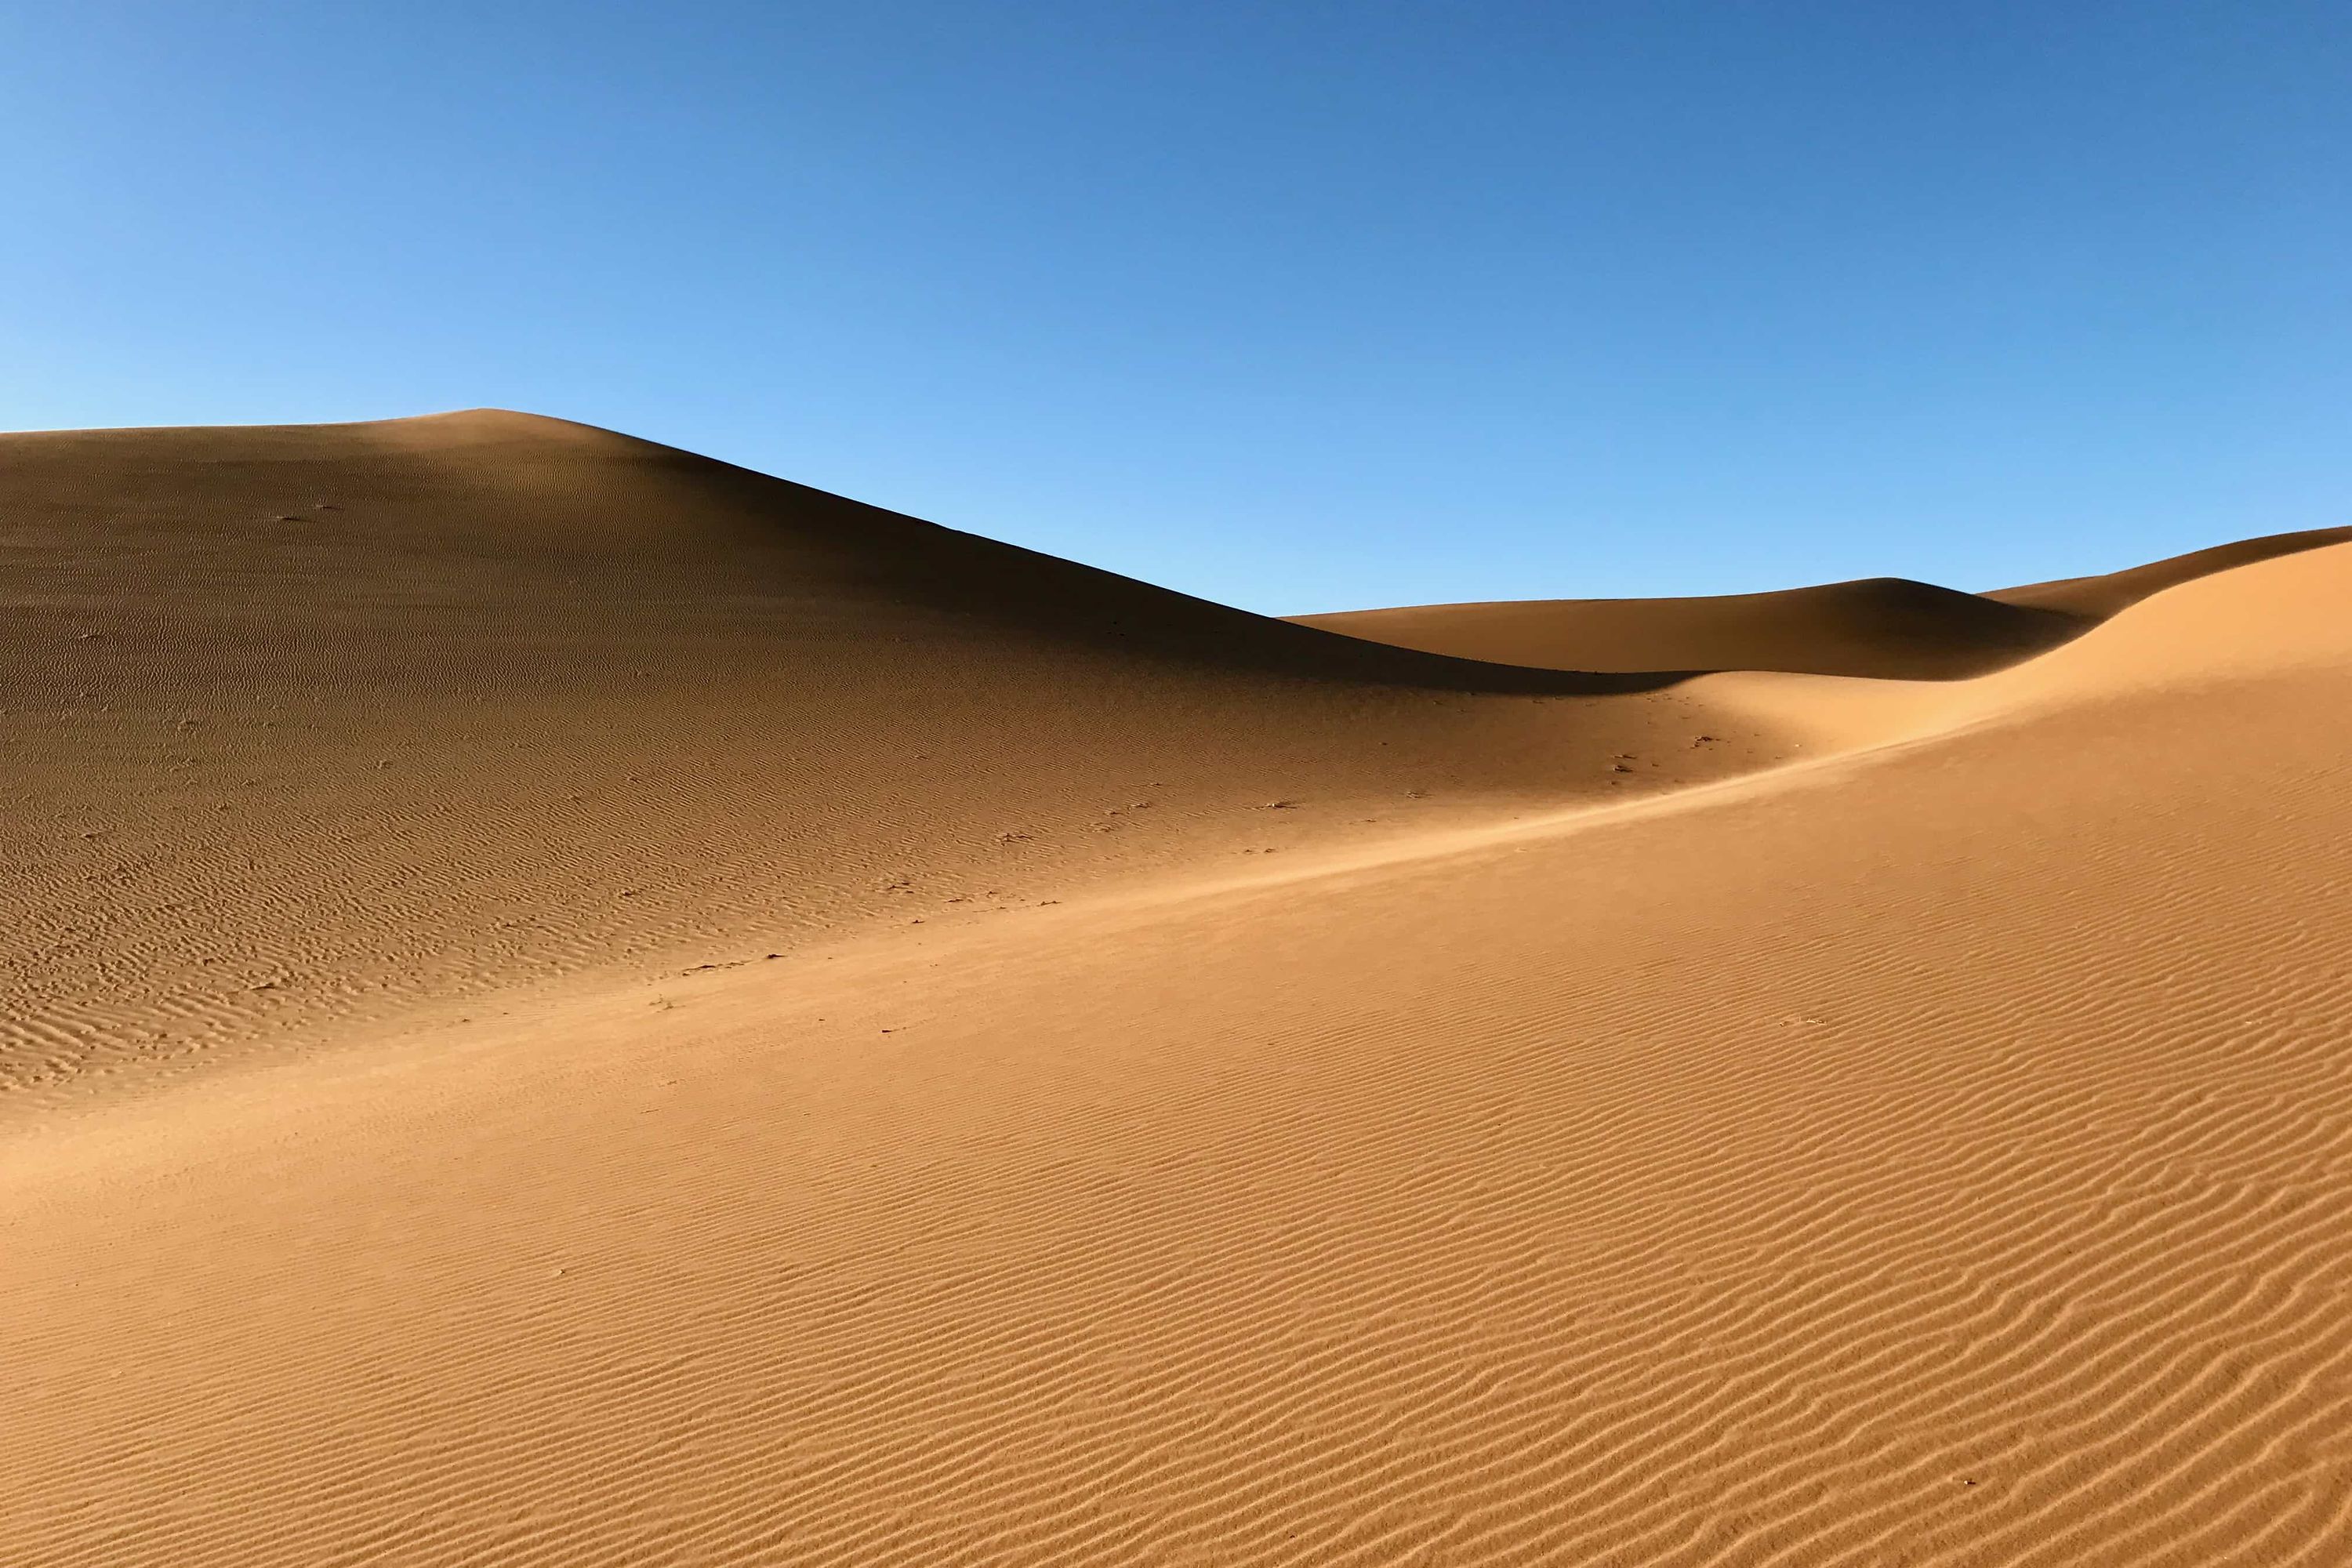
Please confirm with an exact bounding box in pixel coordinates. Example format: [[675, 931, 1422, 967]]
[[1985, 525, 2352, 616], [1292, 528, 2349, 679], [4, 412, 2349, 1567]]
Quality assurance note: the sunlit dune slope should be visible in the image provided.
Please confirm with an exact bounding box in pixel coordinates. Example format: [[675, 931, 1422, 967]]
[[1290, 525, 2350, 678], [1983, 524, 2352, 617], [2, 411, 1777, 1102], [4, 538, 2348, 1567]]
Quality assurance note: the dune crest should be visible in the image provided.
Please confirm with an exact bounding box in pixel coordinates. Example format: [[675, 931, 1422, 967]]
[[1985, 524, 2352, 617]]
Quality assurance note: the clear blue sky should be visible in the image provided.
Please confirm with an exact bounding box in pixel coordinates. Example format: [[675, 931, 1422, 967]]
[[4, 3, 2344, 612]]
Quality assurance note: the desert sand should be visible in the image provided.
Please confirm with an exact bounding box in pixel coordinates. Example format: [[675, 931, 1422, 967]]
[[4, 412, 2349, 1566], [1292, 526, 2350, 679]]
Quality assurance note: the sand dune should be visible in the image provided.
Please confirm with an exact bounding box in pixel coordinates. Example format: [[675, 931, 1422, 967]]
[[1984, 525, 2352, 617], [4, 413, 2349, 1566], [0, 410, 1760, 1104], [1290, 526, 2350, 679]]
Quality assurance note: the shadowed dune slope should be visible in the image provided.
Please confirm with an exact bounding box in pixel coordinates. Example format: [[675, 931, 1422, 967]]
[[1296, 576, 2084, 680], [3, 542, 2348, 1567], [1291, 526, 2348, 679], [3, 411, 1780, 1102]]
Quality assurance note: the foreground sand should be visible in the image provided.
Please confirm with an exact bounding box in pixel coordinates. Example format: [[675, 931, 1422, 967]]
[[4, 415, 2349, 1565]]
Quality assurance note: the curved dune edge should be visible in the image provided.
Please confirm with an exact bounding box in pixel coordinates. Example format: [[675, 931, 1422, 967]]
[[1290, 524, 2352, 681], [3, 540, 2349, 1566], [1984, 525, 2352, 617]]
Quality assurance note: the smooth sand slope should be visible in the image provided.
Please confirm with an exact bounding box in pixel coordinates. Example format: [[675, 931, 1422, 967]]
[[1290, 526, 2350, 679], [3, 415, 2349, 1566]]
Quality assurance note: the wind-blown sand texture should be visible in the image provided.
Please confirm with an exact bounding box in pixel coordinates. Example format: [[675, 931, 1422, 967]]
[[5, 412, 2349, 1566]]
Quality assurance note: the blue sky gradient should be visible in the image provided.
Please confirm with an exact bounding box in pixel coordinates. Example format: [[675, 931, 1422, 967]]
[[4, 2, 2344, 612]]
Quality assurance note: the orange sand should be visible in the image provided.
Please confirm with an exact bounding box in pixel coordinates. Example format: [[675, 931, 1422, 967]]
[[4, 412, 2347, 1566]]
